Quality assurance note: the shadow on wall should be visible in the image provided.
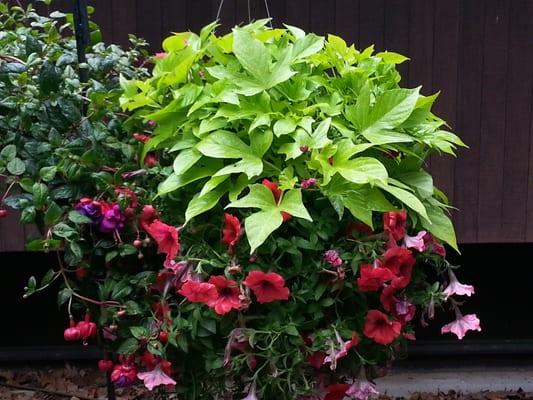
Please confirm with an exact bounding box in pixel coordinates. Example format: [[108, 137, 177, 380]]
[[0, 243, 530, 347]]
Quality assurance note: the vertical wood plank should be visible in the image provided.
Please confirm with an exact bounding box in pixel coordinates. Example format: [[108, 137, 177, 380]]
[[384, 0, 410, 82], [335, 0, 359, 46], [408, 0, 434, 93], [359, 0, 384, 50], [111, 0, 138, 46], [161, 0, 186, 38], [90, 0, 113, 43], [186, 0, 213, 33], [452, 0, 485, 243], [477, 0, 510, 242], [309, 0, 335, 36], [136, 0, 162, 51], [285, 0, 310, 32], [429, 0, 461, 214]]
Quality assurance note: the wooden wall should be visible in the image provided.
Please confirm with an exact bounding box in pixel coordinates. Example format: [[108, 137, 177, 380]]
[[1, 0, 532, 250]]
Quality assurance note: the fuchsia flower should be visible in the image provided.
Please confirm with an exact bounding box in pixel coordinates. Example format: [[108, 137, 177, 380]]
[[111, 364, 138, 387], [207, 275, 242, 315], [301, 178, 317, 189], [243, 271, 290, 304], [383, 210, 407, 241], [441, 311, 481, 340], [442, 270, 475, 299], [137, 365, 176, 391], [99, 204, 126, 233], [222, 213, 241, 254], [345, 380, 379, 400], [363, 310, 402, 345], [403, 231, 427, 252]]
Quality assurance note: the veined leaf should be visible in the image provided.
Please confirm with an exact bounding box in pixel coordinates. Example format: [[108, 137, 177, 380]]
[[185, 187, 226, 222], [377, 182, 429, 222], [421, 203, 458, 252]]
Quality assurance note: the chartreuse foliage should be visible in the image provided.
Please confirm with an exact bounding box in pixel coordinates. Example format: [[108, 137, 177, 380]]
[[121, 20, 465, 252]]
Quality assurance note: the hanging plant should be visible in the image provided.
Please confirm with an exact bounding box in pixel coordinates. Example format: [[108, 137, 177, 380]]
[[116, 20, 475, 398]]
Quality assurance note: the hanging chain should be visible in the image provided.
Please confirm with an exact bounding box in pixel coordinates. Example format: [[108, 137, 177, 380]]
[[216, 0, 274, 27], [215, 0, 225, 21]]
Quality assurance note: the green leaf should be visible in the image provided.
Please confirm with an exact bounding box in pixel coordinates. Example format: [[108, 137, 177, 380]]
[[375, 51, 409, 64], [38, 61, 61, 95], [7, 158, 25, 175], [245, 209, 283, 253], [377, 183, 429, 222], [32, 183, 48, 208], [397, 170, 434, 199], [233, 29, 271, 85], [53, 222, 78, 240], [39, 166, 57, 182], [227, 184, 277, 210], [68, 210, 92, 224], [185, 187, 226, 222], [173, 148, 202, 175], [361, 87, 420, 134], [44, 202, 63, 225], [273, 119, 296, 137], [279, 189, 312, 220], [196, 130, 263, 179], [336, 157, 388, 185], [0, 144, 16, 161], [421, 203, 458, 252], [117, 338, 139, 354]]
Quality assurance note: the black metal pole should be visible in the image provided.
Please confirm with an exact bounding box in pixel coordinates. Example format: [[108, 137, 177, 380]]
[[72, 0, 89, 84]]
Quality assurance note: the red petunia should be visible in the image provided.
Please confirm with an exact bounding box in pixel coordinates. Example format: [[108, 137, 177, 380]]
[[262, 179, 292, 222], [363, 310, 402, 345], [222, 213, 241, 254], [177, 281, 218, 304], [324, 384, 351, 400], [207, 276, 241, 315], [356, 262, 395, 292], [382, 246, 416, 289], [243, 271, 290, 304], [383, 210, 407, 241], [144, 220, 180, 264]]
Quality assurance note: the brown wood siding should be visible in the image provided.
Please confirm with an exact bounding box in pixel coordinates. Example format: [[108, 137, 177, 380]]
[[1, 0, 532, 250]]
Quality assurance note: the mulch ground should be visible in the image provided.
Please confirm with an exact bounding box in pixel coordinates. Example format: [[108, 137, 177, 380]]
[[0, 364, 531, 400]]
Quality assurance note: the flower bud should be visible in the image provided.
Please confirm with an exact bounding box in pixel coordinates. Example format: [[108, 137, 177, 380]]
[[158, 331, 169, 344], [64, 319, 81, 341], [0, 209, 7, 218], [133, 239, 143, 249], [98, 359, 114, 372]]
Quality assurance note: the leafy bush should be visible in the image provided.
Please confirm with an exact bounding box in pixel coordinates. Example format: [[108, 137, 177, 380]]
[[0, 5, 478, 399]]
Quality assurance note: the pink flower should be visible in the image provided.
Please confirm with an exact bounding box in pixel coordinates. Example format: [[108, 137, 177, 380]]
[[301, 178, 317, 189], [442, 270, 475, 299], [345, 380, 379, 400], [242, 382, 258, 400], [403, 231, 427, 252], [323, 331, 359, 370], [441, 312, 481, 340], [423, 232, 446, 256], [154, 52, 167, 59], [137, 366, 176, 391], [207, 275, 241, 315], [324, 249, 343, 267]]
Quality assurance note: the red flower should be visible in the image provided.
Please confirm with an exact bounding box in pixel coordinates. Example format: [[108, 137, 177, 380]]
[[178, 281, 218, 304], [356, 263, 395, 292], [382, 246, 416, 289], [144, 220, 180, 264], [346, 221, 374, 237], [383, 210, 407, 241], [262, 179, 292, 222], [243, 271, 290, 304], [306, 351, 326, 369], [133, 132, 150, 143], [222, 213, 241, 254], [380, 286, 416, 325], [363, 310, 402, 345], [143, 152, 158, 167], [379, 285, 397, 313], [262, 179, 282, 203], [207, 276, 241, 315], [324, 384, 351, 400]]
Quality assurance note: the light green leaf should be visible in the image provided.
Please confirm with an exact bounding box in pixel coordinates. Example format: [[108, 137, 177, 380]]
[[336, 157, 388, 185], [233, 29, 271, 84], [245, 209, 283, 253], [397, 170, 434, 199], [185, 187, 226, 222], [226, 184, 276, 210], [173, 148, 202, 175], [377, 182, 429, 222], [422, 203, 458, 252], [375, 51, 409, 64], [279, 189, 312, 220], [273, 119, 296, 137]]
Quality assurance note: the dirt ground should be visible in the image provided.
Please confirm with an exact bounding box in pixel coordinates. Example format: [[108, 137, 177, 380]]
[[0, 364, 532, 400]]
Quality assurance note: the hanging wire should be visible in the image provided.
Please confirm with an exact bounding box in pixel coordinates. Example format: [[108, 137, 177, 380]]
[[215, 0, 225, 21], [247, 0, 251, 23], [263, 0, 274, 28]]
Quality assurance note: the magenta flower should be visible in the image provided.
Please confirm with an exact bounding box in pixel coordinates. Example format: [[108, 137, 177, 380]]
[[324, 249, 343, 267], [441, 312, 481, 340], [99, 204, 126, 233], [323, 330, 359, 371], [403, 231, 427, 252], [137, 366, 176, 391], [301, 178, 317, 189], [442, 270, 475, 299], [346, 379, 379, 400]]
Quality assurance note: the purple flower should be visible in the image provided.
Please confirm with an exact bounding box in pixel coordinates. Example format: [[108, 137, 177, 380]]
[[324, 249, 343, 267], [346, 379, 379, 400], [301, 178, 317, 189], [75, 198, 102, 223], [99, 204, 126, 233]]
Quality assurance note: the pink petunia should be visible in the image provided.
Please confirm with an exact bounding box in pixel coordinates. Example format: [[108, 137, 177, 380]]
[[441, 312, 481, 340], [137, 366, 176, 391], [442, 270, 475, 299], [403, 231, 427, 252]]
